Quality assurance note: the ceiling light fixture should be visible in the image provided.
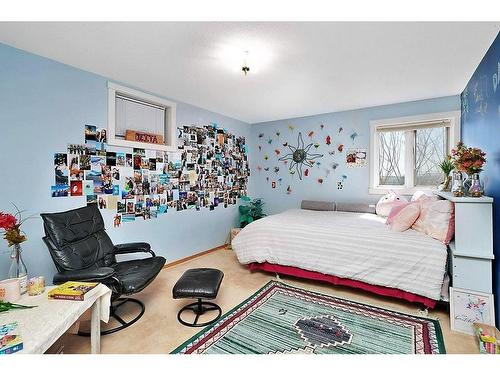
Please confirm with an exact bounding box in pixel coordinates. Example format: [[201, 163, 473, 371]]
[[215, 38, 274, 76], [241, 50, 250, 76]]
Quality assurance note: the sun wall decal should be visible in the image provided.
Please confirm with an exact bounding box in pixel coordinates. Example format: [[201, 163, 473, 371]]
[[279, 132, 323, 180]]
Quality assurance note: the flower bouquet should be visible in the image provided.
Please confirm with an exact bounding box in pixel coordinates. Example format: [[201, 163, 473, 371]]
[[0, 205, 34, 295], [450, 142, 486, 176], [450, 142, 487, 197]]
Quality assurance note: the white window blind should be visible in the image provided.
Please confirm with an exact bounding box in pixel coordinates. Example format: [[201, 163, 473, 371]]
[[115, 95, 166, 138]]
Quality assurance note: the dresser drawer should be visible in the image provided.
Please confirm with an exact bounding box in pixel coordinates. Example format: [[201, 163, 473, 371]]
[[451, 255, 492, 293]]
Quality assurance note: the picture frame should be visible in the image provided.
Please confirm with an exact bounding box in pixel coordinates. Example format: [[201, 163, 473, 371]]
[[449, 287, 495, 335]]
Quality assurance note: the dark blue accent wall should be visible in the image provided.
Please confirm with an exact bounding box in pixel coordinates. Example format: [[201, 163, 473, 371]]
[[461, 31, 500, 325]]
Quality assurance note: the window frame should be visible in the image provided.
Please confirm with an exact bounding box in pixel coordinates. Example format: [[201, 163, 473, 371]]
[[107, 82, 177, 152], [369, 111, 461, 195]]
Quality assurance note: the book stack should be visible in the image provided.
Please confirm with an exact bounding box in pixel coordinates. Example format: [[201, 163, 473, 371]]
[[48, 281, 98, 301], [0, 322, 23, 354]]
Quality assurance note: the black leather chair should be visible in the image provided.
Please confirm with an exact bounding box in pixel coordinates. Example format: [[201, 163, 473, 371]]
[[40, 205, 166, 335]]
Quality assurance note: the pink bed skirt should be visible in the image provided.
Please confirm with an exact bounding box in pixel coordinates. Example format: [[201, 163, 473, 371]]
[[248, 262, 437, 309]]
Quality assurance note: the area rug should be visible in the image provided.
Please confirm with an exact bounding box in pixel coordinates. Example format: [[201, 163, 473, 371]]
[[172, 281, 446, 354]]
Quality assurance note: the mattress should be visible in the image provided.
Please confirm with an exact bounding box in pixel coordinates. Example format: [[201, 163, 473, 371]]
[[232, 209, 448, 301]]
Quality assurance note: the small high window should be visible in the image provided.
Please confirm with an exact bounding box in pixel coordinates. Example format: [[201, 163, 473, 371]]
[[107, 82, 177, 151]]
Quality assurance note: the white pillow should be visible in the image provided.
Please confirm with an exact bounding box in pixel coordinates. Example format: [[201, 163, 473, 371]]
[[375, 191, 408, 217], [411, 190, 438, 202]]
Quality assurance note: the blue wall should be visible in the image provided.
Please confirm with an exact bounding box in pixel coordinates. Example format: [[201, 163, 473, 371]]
[[249, 96, 460, 214], [461, 32, 500, 324], [0, 43, 253, 282]]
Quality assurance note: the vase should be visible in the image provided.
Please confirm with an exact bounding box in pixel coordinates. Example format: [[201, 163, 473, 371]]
[[468, 173, 484, 197], [8, 243, 28, 294], [452, 171, 465, 197]]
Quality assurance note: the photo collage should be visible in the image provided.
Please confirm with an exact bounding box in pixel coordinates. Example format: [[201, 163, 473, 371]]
[[51, 124, 250, 227]]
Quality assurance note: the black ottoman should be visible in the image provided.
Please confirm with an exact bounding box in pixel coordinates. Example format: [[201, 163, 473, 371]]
[[172, 268, 224, 327]]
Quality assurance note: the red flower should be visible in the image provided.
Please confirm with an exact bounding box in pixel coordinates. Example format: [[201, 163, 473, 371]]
[[0, 213, 17, 231]]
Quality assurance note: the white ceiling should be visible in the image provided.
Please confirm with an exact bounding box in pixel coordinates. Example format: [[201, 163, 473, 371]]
[[0, 22, 498, 123]]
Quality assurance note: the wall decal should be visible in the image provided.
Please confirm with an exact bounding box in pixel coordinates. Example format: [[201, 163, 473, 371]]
[[288, 125, 295, 132], [307, 131, 314, 139], [337, 144, 344, 152], [337, 181, 344, 190], [338, 126, 343, 133], [272, 181, 276, 189], [278, 132, 324, 180], [274, 149, 281, 156], [258, 133, 264, 138], [320, 124, 325, 131], [317, 178, 324, 184], [350, 132, 359, 142], [286, 185, 292, 194], [346, 148, 367, 168], [50, 124, 250, 226], [325, 135, 331, 145], [276, 131, 281, 138]]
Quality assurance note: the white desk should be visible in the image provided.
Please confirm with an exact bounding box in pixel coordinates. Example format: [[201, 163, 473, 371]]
[[0, 284, 111, 354]]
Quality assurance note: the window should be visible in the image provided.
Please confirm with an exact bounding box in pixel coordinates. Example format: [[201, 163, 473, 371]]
[[107, 82, 177, 151], [369, 111, 460, 194]]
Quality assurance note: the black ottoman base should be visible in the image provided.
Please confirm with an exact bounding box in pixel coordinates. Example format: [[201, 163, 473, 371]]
[[177, 298, 222, 327]]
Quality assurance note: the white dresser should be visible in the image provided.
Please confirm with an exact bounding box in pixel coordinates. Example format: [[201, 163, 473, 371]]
[[436, 191, 494, 294]]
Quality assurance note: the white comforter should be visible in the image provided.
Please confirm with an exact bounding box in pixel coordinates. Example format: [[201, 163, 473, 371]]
[[232, 209, 448, 301]]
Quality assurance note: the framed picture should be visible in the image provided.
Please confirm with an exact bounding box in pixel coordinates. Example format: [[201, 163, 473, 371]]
[[450, 287, 495, 335]]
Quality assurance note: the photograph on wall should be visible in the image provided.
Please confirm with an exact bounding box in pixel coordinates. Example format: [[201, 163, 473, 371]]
[[116, 152, 126, 167], [96, 128, 107, 143], [54, 153, 68, 185], [346, 148, 367, 168], [51, 185, 69, 197], [450, 287, 495, 335], [79, 154, 91, 170], [86, 194, 97, 205], [106, 152, 117, 166], [82, 181, 94, 196], [70, 181, 83, 196], [70, 169, 84, 181], [84, 124, 97, 142]]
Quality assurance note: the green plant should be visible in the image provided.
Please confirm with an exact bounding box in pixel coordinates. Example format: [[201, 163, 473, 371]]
[[0, 301, 36, 313], [239, 196, 265, 228], [438, 158, 454, 176]]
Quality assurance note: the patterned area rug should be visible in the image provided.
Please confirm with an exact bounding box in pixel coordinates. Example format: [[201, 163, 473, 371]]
[[172, 281, 446, 354]]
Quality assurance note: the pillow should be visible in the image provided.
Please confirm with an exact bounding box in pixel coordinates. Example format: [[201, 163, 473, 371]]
[[375, 191, 408, 217], [411, 190, 438, 202], [301, 200, 336, 211], [390, 203, 421, 232], [411, 198, 455, 244], [336, 203, 376, 214], [386, 202, 413, 225]]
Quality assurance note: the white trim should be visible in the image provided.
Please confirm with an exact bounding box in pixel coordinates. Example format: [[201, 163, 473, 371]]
[[369, 110, 461, 195], [107, 82, 177, 152]]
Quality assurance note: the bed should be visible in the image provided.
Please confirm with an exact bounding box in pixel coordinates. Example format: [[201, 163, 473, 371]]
[[231, 208, 449, 308]]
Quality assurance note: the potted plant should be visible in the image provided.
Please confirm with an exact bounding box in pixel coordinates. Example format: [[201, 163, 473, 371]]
[[438, 158, 454, 191], [238, 196, 265, 228]]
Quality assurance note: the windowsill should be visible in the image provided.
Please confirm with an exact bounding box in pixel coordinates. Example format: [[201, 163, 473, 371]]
[[368, 186, 438, 196], [107, 138, 178, 152]]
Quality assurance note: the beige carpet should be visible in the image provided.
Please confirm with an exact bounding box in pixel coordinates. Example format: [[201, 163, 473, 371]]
[[61, 248, 479, 354]]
